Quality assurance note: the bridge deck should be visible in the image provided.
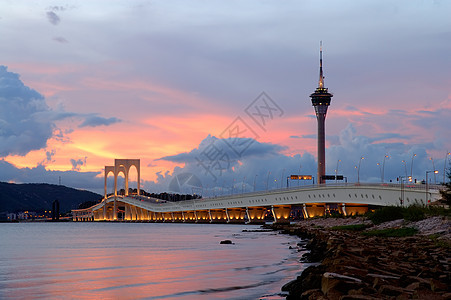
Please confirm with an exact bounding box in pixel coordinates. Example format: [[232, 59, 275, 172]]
[[72, 183, 442, 223]]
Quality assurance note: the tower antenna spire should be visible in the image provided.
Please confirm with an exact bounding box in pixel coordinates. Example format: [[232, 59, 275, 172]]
[[319, 41, 324, 88]]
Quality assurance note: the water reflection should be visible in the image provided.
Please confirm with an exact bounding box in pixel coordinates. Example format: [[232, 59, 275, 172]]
[[0, 223, 305, 299]]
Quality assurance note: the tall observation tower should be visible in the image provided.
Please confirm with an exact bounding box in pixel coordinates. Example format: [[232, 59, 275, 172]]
[[310, 42, 333, 185]]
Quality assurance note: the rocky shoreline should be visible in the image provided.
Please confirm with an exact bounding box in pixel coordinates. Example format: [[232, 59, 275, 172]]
[[269, 216, 450, 299]]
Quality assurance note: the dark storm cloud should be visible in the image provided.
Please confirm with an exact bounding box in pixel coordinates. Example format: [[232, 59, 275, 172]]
[[46, 11, 60, 25], [53, 36, 68, 43], [78, 115, 121, 128], [160, 135, 285, 164], [0, 66, 54, 156], [150, 135, 315, 193], [70, 158, 86, 171]]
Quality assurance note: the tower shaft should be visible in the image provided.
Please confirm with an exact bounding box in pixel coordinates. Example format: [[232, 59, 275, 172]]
[[316, 111, 326, 184], [310, 43, 333, 185]]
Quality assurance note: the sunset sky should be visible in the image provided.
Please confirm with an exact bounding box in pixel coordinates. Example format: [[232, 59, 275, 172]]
[[1, 0, 450, 195]]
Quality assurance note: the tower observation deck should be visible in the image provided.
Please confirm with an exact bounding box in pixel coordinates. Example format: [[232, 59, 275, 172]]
[[310, 42, 333, 185]]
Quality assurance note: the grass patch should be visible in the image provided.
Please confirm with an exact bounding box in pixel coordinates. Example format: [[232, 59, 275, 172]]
[[330, 224, 371, 231], [362, 227, 418, 237]]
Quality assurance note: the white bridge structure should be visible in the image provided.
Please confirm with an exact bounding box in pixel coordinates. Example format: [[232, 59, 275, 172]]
[[72, 182, 442, 223]]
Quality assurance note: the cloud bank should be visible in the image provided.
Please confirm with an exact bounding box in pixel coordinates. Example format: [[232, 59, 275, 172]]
[[0, 66, 54, 156]]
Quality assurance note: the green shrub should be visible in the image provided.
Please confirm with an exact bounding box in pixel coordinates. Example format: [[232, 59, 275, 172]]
[[403, 204, 425, 222], [426, 206, 450, 217], [367, 206, 404, 225], [362, 227, 418, 237]]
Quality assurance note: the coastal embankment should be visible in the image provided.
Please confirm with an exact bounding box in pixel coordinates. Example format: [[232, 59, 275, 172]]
[[270, 215, 450, 299]]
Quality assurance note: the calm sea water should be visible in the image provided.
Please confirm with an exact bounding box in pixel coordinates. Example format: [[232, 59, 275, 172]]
[[0, 223, 308, 300]]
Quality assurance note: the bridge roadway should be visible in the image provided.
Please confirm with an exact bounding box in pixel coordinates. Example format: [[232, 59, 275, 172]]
[[72, 183, 442, 223]]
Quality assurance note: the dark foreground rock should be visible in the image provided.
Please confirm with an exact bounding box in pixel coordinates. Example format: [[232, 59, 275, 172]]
[[270, 220, 450, 300], [219, 239, 233, 244]]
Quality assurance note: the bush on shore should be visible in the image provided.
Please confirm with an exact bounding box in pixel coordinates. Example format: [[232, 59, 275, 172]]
[[366, 204, 449, 225]]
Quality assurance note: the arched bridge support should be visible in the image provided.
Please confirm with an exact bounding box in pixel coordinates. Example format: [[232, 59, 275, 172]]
[[226, 208, 246, 223], [209, 209, 228, 223], [182, 211, 196, 222], [271, 205, 291, 224], [246, 206, 267, 224], [195, 210, 210, 223], [302, 203, 326, 218]]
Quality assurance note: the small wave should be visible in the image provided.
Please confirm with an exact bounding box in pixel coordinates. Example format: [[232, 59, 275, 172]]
[[142, 279, 279, 299]]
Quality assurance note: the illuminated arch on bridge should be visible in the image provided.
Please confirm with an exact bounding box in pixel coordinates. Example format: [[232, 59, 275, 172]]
[[103, 159, 140, 199]]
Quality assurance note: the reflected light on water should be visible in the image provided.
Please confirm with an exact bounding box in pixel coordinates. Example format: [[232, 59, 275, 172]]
[[0, 223, 307, 299]]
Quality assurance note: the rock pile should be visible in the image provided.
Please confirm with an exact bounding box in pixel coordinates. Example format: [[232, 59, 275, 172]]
[[272, 218, 450, 299]]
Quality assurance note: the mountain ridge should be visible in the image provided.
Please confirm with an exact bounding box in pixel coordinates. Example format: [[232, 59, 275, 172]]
[[0, 182, 102, 213]]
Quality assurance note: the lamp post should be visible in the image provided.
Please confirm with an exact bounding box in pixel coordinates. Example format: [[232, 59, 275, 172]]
[[231, 178, 235, 195], [335, 159, 341, 183], [357, 156, 364, 184], [430, 157, 436, 184], [298, 164, 302, 186], [426, 170, 439, 204], [281, 168, 286, 189], [410, 153, 417, 179], [399, 175, 407, 205], [354, 166, 358, 183], [377, 163, 382, 183], [382, 155, 389, 183], [253, 174, 258, 192], [266, 171, 271, 191], [444, 152, 451, 184], [402, 160, 408, 178]]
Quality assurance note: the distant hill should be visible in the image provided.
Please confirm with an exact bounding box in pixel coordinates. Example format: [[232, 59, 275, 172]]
[[0, 182, 102, 213]]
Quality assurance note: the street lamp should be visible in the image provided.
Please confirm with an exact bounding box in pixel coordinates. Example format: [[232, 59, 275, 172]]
[[402, 160, 408, 178], [231, 178, 235, 195], [410, 153, 417, 179], [382, 155, 389, 183], [281, 168, 286, 189], [398, 175, 408, 205], [377, 163, 382, 183], [266, 171, 271, 191], [298, 164, 302, 186], [357, 156, 364, 183], [430, 157, 436, 184], [335, 159, 341, 183], [426, 170, 439, 204], [354, 165, 358, 182], [253, 174, 258, 192], [443, 152, 450, 184]]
